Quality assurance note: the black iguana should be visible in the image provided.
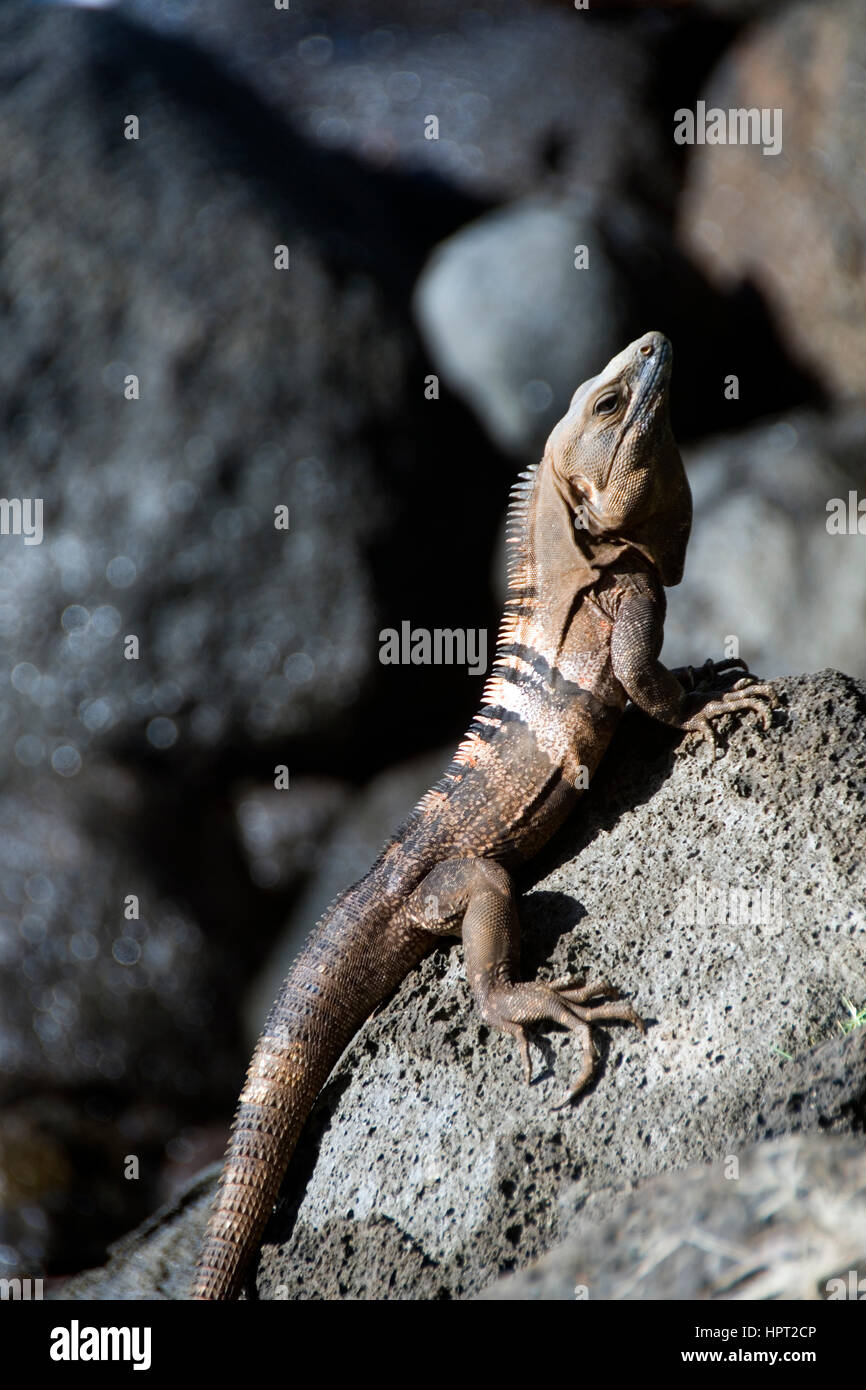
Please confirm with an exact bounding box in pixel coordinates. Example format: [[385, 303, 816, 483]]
[[191, 331, 774, 1298]]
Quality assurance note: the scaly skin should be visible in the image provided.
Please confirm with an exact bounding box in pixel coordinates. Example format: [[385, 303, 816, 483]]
[[191, 331, 774, 1299]]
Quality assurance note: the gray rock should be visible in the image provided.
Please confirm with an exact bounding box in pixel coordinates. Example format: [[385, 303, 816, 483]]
[[479, 1132, 866, 1300], [666, 409, 866, 680], [0, 2, 368, 759], [413, 199, 631, 456], [57, 671, 865, 1299], [754, 1026, 866, 1141], [253, 671, 865, 1298]]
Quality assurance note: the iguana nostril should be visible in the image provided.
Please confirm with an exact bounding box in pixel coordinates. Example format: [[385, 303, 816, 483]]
[[640, 343, 653, 356]]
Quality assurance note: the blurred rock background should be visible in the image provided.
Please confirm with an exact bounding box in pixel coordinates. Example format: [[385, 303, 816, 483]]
[[0, 0, 863, 1283]]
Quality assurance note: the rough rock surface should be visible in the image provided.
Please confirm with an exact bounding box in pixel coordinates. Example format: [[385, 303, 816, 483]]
[[754, 1026, 866, 1141], [55, 671, 866, 1299], [479, 1131, 866, 1300]]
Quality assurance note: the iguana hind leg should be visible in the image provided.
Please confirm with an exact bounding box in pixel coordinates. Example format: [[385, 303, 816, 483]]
[[397, 857, 643, 1104]]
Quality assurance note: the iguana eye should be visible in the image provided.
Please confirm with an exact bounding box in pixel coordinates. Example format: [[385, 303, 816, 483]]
[[593, 391, 619, 415]]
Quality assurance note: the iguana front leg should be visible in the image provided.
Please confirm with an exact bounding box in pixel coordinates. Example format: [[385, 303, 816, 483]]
[[611, 593, 775, 754], [395, 858, 643, 1105]]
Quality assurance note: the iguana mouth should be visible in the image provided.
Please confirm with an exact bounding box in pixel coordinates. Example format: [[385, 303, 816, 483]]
[[633, 334, 671, 409], [625, 335, 671, 432], [603, 334, 672, 489]]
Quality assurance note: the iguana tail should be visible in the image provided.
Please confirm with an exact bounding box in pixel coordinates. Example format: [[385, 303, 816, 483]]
[[190, 886, 427, 1300]]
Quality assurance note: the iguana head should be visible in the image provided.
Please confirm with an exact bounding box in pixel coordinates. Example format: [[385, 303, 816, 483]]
[[543, 331, 692, 585]]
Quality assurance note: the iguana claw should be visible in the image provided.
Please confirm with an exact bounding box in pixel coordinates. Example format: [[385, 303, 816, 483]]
[[683, 681, 776, 757], [488, 975, 645, 1106]]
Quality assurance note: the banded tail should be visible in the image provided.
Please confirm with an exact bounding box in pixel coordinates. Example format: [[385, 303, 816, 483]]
[[190, 883, 428, 1299]]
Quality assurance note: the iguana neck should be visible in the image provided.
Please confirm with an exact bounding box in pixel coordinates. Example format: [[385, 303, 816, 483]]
[[492, 456, 622, 676]]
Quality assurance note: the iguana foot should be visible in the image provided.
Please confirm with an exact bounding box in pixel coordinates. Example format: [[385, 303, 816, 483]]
[[483, 976, 644, 1105], [407, 860, 645, 1105], [681, 681, 776, 757]]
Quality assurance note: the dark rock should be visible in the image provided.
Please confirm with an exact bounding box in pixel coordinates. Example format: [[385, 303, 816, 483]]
[[0, 1, 501, 773], [0, 772, 238, 1106], [47, 1166, 219, 1301], [0, 1092, 177, 1278], [116, 0, 673, 205], [234, 778, 351, 895]]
